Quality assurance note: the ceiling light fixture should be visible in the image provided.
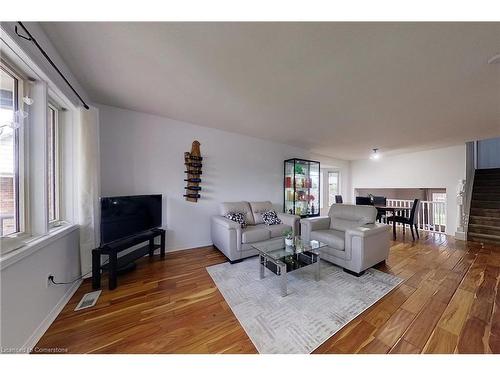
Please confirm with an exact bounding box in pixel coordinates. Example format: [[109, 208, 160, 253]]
[[488, 53, 500, 64], [370, 148, 381, 160]]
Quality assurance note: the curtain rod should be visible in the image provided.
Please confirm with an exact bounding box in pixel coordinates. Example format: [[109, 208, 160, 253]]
[[14, 22, 90, 110]]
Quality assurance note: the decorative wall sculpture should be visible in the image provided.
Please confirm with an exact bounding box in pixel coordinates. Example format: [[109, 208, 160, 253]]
[[184, 140, 202, 202]]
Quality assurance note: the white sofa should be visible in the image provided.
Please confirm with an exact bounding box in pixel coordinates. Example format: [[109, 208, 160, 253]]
[[211, 201, 300, 262], [301, 204, 390, 276]]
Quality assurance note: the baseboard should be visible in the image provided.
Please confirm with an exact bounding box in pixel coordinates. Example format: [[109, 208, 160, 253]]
[[21, 279, 82, 352], [455, 231, 467, 241]]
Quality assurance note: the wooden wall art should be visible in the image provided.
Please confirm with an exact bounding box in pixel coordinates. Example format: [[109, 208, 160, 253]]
[[184, 140, 202, 202]]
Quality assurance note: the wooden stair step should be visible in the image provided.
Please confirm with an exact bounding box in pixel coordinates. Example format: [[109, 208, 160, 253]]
[[470, 208, 500, 218], [467, 232, 500, 245], [475, 168, 500, 174], [472, 180, 500, 186], [469, 215, 500, 226], [474, 174, 500, 177], [473, 186, 500, 192], [472, 193, 500, 201], [470, 200, 500, 209], [468, 224, 500, 236]]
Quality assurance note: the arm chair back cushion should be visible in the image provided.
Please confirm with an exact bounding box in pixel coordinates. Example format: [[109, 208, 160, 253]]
[[249, 201, 274, 224], [328, 204, 377, 231], [219, 201, 255, 225]]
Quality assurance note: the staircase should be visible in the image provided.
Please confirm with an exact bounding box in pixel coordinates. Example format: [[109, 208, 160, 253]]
[[468, 168, 500, 244]]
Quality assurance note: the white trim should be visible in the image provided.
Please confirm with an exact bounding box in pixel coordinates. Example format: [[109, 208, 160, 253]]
[[0, 59, 26, 237], [0, 224, 79, 270], [20, 278, 82, 353], [47, 102, 60, 224]]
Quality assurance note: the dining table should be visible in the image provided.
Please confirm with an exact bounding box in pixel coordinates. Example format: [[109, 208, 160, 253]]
[[373, 205, 411, 240]]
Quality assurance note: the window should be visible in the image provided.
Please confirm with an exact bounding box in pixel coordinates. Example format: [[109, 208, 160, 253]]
[[328, 171, 340, 207], [47, 104, 59, 223], [1, 43, 75, 256], [0, 64, 21, 236]]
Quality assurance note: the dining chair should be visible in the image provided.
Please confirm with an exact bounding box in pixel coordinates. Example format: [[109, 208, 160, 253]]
[[387, 199, 421, 240], [372, 196, 387, 205], [335, 195, 343, 203], [355, 196, 372, 205], [371, 196, 387, 222]]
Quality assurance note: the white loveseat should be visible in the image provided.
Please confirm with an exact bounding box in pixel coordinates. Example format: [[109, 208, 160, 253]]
[[211, 201, 300, 262], [301, 204, 390, 276]]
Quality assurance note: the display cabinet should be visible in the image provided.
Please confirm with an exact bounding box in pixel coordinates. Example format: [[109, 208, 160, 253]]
[[284, 158, 320, 218]]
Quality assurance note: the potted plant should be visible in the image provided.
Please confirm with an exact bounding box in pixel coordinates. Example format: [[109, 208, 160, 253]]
[[283, 228, 294, 246]]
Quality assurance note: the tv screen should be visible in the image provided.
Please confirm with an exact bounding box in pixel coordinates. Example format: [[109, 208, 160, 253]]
[[100, 194, 162, 245]]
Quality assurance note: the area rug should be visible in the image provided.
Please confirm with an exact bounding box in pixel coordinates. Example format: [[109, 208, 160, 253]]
[[206, 257, 402, 354]]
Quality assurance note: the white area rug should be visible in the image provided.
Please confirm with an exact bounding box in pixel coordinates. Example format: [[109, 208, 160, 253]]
[[207, 257, 402, 354]]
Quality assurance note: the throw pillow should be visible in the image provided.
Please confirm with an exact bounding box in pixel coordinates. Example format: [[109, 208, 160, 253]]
[[224, 212, 246, 228], [261, 210, 282, 226]]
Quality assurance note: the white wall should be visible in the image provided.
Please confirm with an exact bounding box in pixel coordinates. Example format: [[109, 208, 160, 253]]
[[99, 105, 349, 251], [0, 228, 81, 351], [350, 145, 466, 235]]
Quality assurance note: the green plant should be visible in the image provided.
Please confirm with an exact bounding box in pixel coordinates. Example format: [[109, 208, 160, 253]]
[[282, 228, 293, 239]]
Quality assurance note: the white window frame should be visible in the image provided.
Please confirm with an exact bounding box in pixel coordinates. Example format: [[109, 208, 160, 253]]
[[0, 59, 27, 239], [1, 26, 79, 261], [47, 102, 61, 226]]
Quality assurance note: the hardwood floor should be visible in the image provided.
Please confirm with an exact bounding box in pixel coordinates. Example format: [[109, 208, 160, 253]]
[[35, 230, 500, 354]]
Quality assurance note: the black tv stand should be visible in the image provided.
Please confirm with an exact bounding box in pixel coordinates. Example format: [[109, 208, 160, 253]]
[[92, 228, 166, 290]]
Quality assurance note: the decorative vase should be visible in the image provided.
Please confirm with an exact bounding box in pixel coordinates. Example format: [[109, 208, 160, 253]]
[[285, 237, 294, 246]]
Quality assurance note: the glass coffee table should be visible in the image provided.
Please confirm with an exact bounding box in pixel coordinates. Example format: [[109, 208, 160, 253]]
[[252, 237, 327, 297]]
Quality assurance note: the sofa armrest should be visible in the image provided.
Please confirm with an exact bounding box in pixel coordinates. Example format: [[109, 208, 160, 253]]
[[300, 217, 331, 241], [343, 223, 390, 273], [346, 223, 390, 238], [301, 217, 331, 231], [277, 213, 300, 235], [211, 215, 241, 230]]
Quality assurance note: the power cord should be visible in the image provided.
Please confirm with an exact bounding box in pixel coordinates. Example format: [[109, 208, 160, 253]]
[[48, 260, 109, 285]]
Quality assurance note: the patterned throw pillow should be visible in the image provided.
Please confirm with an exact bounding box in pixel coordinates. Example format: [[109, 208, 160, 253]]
[[261, 210, 282, 226], [224, 212, 246, 228]]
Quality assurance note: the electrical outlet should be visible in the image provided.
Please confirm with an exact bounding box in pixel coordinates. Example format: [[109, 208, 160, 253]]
[[46, 274, 54, 288]]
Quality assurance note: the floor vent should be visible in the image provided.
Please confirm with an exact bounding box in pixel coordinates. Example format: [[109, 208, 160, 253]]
[[75, 290, 101, 311]]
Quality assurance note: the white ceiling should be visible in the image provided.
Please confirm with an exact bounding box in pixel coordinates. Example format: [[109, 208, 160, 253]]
[[40, 22, 500, 160]]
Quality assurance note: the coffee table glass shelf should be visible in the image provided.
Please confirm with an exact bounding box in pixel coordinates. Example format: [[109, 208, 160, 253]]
[[252, 237, 327, 297]]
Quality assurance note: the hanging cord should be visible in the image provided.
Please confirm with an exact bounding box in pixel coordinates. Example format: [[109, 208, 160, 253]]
[[14, 22, 90, 110], [48, 260, 109, 285]]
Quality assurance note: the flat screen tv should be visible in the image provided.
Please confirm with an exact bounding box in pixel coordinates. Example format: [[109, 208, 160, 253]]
[[100, 194, 162, 245]]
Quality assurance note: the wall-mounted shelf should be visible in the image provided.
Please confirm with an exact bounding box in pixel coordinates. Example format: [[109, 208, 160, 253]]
[[184, 141, 202, 202]]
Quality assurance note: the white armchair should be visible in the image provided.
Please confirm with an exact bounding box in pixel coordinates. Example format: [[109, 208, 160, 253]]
[[301, 204, 390, 275]]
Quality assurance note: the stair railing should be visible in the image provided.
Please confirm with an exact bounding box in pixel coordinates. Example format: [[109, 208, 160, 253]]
[[386, 198, 447, 233]]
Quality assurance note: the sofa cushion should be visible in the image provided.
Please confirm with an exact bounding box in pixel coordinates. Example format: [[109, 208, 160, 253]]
[[220, 202, 255, 225], [241, 226, 271, 243], [321, 246, 349, 261], [224, 212, 246, 228], [328, 204, 377, 231], [249, 201, 273, 224], [310, 229, 345, 250], [261, 210, 282, 226], [256, 223, 291, 238]]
